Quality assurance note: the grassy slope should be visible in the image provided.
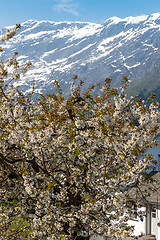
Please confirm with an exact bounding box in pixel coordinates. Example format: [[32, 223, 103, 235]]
[[127, 71, 160, 103]]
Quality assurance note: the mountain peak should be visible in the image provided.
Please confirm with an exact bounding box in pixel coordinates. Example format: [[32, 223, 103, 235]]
[[146, 12, 160, 21], [124, 15, 148, 24], [22, 19, 38, 25], [104, 14, 149, 27]]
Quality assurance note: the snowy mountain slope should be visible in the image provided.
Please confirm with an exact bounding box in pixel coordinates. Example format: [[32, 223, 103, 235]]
[[1, 13, 160, 97]]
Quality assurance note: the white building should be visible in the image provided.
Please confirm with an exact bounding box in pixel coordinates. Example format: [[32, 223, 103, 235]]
[[127, 135, 160, 239]]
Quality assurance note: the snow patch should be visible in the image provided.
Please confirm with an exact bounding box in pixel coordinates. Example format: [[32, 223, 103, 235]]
[[114, 69, 122, 73], [68, 43, 96, 59], [124, 62, 141, 69], [24, 31, 49, 40], [17, 55, 28, 60], [42, 49, 57, 58]]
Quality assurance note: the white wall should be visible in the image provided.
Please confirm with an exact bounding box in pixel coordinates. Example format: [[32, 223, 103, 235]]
[[155, 209, 160, 240], [127, 207, 146, 236], [127, 208, 160, 240]]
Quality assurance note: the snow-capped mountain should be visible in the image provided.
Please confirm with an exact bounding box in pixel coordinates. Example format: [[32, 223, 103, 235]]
[[1, 13, 160, 98]]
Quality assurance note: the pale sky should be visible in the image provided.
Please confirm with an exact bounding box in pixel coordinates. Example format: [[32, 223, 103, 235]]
[[1, 0, 160, 29]]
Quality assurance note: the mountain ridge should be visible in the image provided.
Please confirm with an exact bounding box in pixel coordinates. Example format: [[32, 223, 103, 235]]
[[1, 13, 160, 98]]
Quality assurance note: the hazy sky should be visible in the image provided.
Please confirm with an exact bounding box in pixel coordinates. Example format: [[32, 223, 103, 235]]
[[1, 0, 160, 29]]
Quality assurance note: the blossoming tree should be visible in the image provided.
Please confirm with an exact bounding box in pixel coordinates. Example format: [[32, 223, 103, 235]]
[[0, 26, 160, 240]]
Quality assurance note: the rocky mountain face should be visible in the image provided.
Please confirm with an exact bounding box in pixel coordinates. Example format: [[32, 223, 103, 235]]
[[1, 13, 160, 99]]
